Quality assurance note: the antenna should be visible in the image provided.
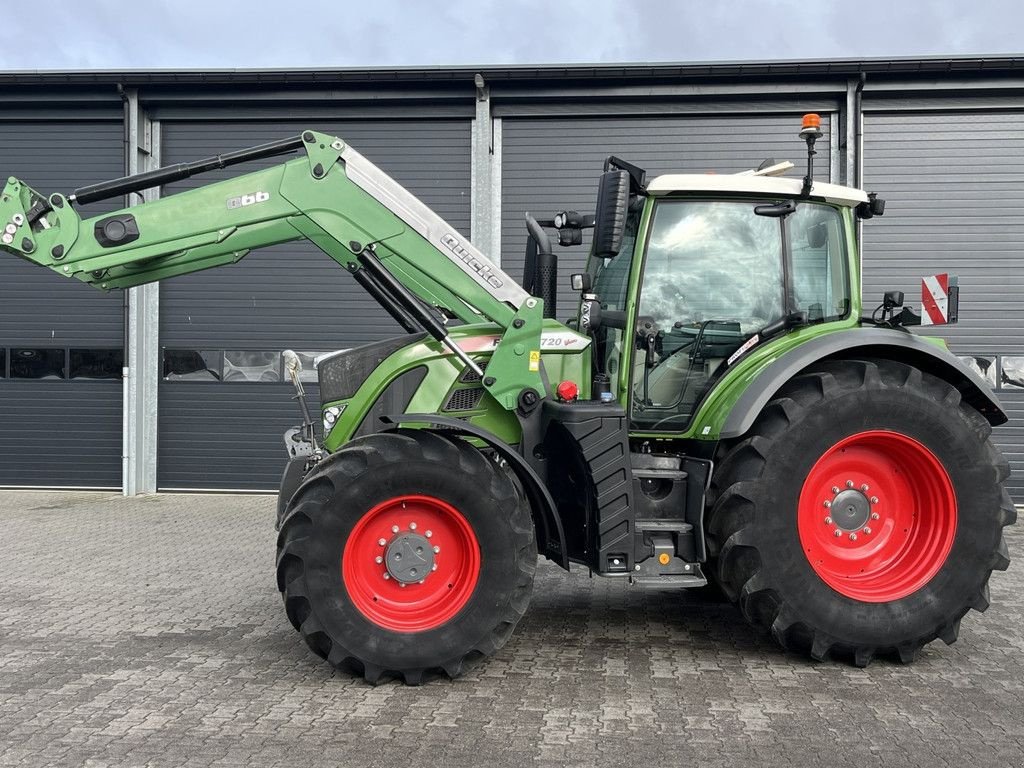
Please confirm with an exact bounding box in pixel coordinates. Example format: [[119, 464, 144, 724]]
[[799, 114, 822, 197]]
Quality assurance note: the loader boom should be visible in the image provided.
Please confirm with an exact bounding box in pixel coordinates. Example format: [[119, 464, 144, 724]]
[[0, 130, 546, 408]]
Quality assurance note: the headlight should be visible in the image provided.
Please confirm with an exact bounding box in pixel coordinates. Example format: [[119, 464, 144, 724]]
[[322, 405, 344, 435]]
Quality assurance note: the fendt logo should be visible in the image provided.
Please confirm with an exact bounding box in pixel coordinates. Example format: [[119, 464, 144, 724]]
[[440, 233, 503, 289], [226, 191, 270, 210]]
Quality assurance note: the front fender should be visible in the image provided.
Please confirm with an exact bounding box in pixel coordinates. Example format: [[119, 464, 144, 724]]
[[720, 327, 1006, 439], [381, 413, 569, 570]]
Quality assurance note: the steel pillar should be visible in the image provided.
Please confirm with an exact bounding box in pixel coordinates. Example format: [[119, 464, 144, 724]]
[[123, 88, 160, 496]]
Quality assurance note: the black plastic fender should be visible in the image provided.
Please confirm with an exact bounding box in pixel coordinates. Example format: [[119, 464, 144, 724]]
[[381, 413, 569, 570], [721, 327, 1007, 439]]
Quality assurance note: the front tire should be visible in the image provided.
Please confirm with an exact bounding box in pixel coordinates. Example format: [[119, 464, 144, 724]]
[[276, 429, 536, 684], [707, 359, 1015, 665]]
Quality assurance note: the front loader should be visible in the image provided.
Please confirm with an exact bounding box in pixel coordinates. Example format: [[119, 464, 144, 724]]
[[0, 117, 1014, 684]]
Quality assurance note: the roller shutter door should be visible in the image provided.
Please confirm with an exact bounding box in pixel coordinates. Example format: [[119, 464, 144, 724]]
[[501, 113, 833, 318], [0, 121, 124, 487], [863, 111, 1024, 499], [157, 120, 471, 489]]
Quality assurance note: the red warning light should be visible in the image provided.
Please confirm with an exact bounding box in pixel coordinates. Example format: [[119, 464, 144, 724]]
[[556, 380, 579, 402]]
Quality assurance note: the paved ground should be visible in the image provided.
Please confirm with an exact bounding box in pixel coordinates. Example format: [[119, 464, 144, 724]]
[[0, 491, 1021, 767]]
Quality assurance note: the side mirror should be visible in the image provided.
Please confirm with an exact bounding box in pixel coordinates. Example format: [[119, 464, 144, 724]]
[[807, 221, 828, 249], [857, 192, 886, 220], [593, 169, 629, 259]]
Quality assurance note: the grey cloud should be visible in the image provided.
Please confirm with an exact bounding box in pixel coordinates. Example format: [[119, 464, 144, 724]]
[[1, 0, 1021, 70]]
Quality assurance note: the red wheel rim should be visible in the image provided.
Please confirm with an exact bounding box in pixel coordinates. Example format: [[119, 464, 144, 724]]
[[342, 494, 481, 632], [797, 430, 957, 602]]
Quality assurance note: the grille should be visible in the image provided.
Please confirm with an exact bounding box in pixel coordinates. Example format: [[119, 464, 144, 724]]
[[459, 361, 487, 384], [443, 387, 484, 412], [317, 332, 426, 403]]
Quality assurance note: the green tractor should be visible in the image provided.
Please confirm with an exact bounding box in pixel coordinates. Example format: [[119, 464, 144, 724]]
[[0, 116, 1013, 683]]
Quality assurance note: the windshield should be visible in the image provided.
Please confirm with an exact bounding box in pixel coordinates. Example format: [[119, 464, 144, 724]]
[[641, 201, 783, 334], [631, 199, 849, 432]]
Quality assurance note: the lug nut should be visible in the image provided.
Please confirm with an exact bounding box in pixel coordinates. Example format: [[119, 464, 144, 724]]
[[849, 532, 858, 541], [425, 530, 432, 538], [383, 573, 390, 580], [825, 517, 833, 525], [861, 484, 869, 492], [863, 527, 872, 535], [409, 522, 417, 530], [824, 501, 832, 508], [431, 564, 438, 571], [399, 583, 406, 588], [834, 530, 843, 537], [375, 556, 383, 564], [870, 496, 879, 504], [391, 525, 399, 533], [846, 480, 854, 488], [832, 486, 840, 494], [433, 545, 440, 554], [871, 512, 880, 520], [378, 538, 387, 546]]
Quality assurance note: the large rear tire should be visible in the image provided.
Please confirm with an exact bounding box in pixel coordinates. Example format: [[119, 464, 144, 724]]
[[707, 358, 1015, 665], [276, 429, 536, 684]]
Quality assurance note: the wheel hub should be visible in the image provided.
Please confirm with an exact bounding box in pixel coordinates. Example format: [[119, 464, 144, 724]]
[[830, 489, 871, 531], [798, 430, 957, 602], [342, 494, 480, 632], [384, 532, 435, 584]]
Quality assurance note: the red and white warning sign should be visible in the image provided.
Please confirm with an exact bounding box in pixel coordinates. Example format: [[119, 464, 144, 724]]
[[921, 273, 959, 326]]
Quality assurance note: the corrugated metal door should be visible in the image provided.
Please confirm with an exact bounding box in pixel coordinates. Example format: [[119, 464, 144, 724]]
[[157, 120, 471, 489], [0, 121, 124, 487], [863, 111, 1024, 499], [501, 113, 833, 317]]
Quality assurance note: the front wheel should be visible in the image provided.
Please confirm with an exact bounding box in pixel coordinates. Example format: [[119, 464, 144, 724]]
[[707, 358, 1015, 665], [276, 429, 536, 684]]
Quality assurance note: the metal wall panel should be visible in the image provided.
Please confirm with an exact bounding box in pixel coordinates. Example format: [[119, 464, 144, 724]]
[[0, 121, 124, 487], [157, 383, 316, 490], [157, 119, 471, 489], [0, 382, 122, 486], [501, 113, 832, 319], [863, 110, 1024, 498]]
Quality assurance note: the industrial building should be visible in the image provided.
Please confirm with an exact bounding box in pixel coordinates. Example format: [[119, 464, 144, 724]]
[[1, 56, 1021, 496]]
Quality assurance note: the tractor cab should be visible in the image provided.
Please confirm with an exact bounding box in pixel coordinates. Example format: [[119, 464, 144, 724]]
[[588, 171, 866, 433]]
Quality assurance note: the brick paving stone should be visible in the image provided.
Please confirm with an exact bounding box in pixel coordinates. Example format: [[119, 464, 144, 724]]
[[0, 490, 1021, 767]]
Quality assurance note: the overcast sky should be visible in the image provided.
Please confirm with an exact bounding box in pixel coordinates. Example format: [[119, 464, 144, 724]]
[[3, 0, 1022, 70]]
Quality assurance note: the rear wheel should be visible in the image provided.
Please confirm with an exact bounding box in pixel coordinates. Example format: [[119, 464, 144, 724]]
[[707, 359, 1015, 665], [276, 429, 536, 684]]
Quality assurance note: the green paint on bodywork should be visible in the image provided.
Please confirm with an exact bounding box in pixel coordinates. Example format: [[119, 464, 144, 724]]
[[322, 320, 591, 453]]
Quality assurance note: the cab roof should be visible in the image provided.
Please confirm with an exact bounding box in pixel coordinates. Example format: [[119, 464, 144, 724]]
[[646, 173, 869, 207]]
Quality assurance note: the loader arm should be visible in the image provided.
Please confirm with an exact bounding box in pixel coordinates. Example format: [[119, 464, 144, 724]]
[[0, 130, 545, 409]]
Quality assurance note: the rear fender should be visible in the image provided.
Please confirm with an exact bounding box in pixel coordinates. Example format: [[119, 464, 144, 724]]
[[720, 327, 1006, 439]]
